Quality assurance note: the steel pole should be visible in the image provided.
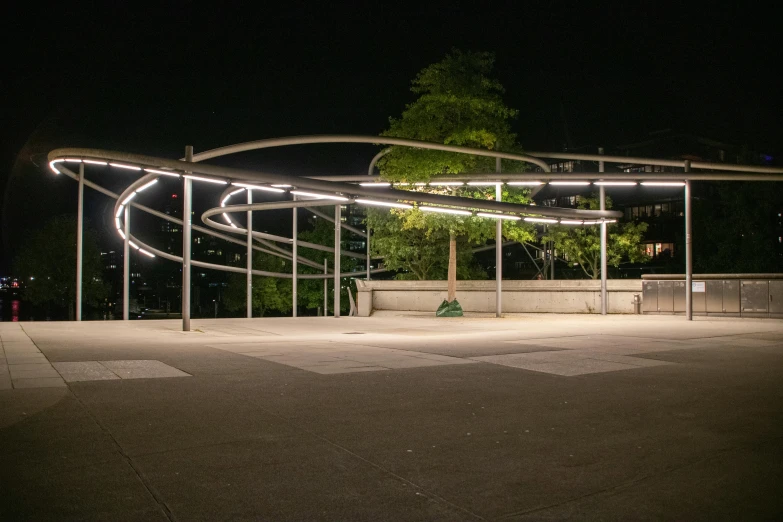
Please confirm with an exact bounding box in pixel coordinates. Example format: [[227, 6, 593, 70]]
[[334, 204, 341, 318], [292, 195, 298, 318], [123, 205, 130, 321], [685, 160, 693, 321], [76, 162, 84, 321], [246, 189, 253, 318], [323, 258, 328, 316], [182, 146, 193, 331], [495, 157, 502, 317], [599, 147, 607, 315], [366, 227, 371, 281]]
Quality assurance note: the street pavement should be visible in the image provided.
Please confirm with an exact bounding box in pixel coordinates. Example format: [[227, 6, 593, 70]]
[[1, 314, 782, 521]]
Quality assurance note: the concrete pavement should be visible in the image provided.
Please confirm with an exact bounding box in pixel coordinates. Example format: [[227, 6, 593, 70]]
[[1, 314, 782, 520]]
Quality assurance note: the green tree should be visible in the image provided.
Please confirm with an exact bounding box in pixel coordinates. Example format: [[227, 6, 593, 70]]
[[13, 215, 108, 319], [541, 195, 649, 279], [223, 251, 293, 317], [297, 210, 360, 315], [693, 182, 782, 273], [376, 49, 533, 298]]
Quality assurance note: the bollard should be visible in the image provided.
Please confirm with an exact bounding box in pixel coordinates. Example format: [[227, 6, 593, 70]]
[[632, 294, 641, 314]]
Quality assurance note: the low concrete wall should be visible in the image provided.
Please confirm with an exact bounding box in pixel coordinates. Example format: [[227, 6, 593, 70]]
[[355, 279, 643, 316]]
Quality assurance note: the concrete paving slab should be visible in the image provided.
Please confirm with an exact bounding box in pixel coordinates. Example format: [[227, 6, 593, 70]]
[[2, 316, 782, 520], [12, 377, 67, 388], [53, 361, 121, 382], [9, 366, 62, 379], [99, 360, 191, 379], [4, 353, 48, 364]]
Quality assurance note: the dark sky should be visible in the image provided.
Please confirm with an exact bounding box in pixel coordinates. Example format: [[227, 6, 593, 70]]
[[2, 1, 781, 271]]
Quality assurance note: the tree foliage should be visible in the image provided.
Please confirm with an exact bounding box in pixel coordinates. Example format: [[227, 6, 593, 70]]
[[223, 251, 293, 317], [379, 49, 522, 182], [223, 210, 362, 316], [541, 195, 649, 279], [373, 49, 535, 281], [693, 181, 783, 273], [12, 215, 108, 314]]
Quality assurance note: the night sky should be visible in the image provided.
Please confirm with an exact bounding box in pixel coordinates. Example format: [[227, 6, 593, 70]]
[[2, 2, 781, 272]]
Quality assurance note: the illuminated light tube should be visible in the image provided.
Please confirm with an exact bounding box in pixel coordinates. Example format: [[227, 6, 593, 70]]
[[83, 159, 108, 165], [524, 217, 558, 224], [467, 181, 502, 186], [507, 181, 543, 186], [118, 229, 126, 240], [115, 205, 125, 218], [549, 181, 591, 186], [183, 174, 227, 184], [477, 212, 521, 220], [593, 181, 637, 186], [229, 188, 245, 196], [110, 163, 142, 171], [115, 218, 122, 229], [428, 181, 464, 186], [290, 190, 349, 201], [230, 223, 238, 229], [271, 184, 292, 188], [602, 219, 618, 224], [419, 206, 472, 216], [49, 161, 62, 174], [231, 182, 286, 193], [559, 220, 584, 225], [121, 193, 137, 205], [138, 248, 156, 258], [65, 158, 82, 163], [640, 181, 686, 187], [129, 241, 140, 250], [135, 179, 159, 192], [359, 182, 391, 187], [355, 199, 413, 209], [581, 220, 600, 225], [223, 213, 232, 224], [144, 168, 180, 177]]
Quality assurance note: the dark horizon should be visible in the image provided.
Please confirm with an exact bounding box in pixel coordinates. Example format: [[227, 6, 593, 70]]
[[2, 2, 781, 272]]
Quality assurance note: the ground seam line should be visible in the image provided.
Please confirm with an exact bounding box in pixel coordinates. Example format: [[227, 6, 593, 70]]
[[66, 388, 178, 522]]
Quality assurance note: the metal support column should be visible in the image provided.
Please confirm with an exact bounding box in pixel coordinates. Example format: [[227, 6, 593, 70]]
[[334, 204, 341, 318], [366, 227, 371, 280], [684, 160, 693, 321], [550, 240, 555, 280], [323, 258, 328, 316], [495, 157, 502, 317], [76, 162, 84, 321], [182, 146, 193, 331], [292, 195, 298, 318], [599, 147, 607, 315], [123, 205, 130, 321], [246, 189, 253, 318]]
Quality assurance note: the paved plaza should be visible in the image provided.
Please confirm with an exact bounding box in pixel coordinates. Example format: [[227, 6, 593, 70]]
[[1, 314, 782, 520]]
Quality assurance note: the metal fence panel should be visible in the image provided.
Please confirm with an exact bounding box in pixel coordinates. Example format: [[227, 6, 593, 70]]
[[769, 281, 783, 314], [673, 281, 686, 312], [723, 280, 740, 313], [706, 281, 723, 312], [642, 281, 658, 312], [741, 280, 769, 313], [658, 281, 674, 312]]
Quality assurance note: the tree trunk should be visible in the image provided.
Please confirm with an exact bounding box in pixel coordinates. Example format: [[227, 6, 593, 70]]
[[447, 232, 457, 302]]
